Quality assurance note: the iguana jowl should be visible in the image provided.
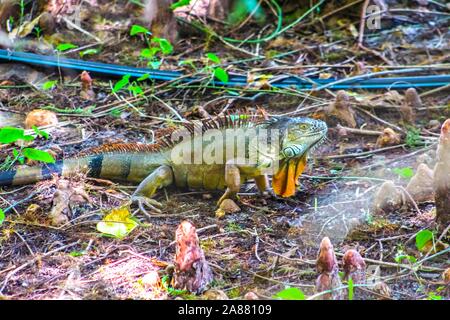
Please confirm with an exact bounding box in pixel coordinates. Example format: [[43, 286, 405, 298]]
[[0, 115, 327, 216]]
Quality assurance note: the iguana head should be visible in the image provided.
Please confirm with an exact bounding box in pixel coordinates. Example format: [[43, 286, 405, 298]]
[[270, 117, 328, 198]]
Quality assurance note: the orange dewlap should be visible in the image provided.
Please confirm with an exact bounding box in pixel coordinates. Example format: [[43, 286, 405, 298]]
[[272, 155, 307, 197]]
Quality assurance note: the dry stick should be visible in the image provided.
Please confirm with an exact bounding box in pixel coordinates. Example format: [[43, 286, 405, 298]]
[[419, 83, 450, 98], [334, 252, 442, 272], [396, 185, 422, 216], [324, 144, 406, 160], [0, 241, 80, 294], [355, 106, 405, 133], [336, 124, 383, 136], [359, 143, 436, 171]]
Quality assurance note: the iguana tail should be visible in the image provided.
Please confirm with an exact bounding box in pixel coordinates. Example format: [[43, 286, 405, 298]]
[[0, 157, 94, 186], [0, 149, 163, 187]]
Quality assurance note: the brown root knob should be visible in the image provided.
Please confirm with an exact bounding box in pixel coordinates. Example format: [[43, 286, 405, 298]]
[[405, 163, 434, 203], [315, 237, 343, 300], [342, 249, 366, 284], [443, 268, 450, 284], [375, 128, 401, 148], [208, 0, 231, 21], [24, 109, 58, 129], [400, 88, 421, 123], [38, 12, 56, 34], [317, 237, 338, 274], [433, 119, 450, 228], [244, 291, 259, 300], [0, 0, 19, 28], [326, 90, 357, 128], [80, 71, 95, 101], [144, 0, 178, 44], [372, 181, 404, 214], [172, 221, 213, 294]]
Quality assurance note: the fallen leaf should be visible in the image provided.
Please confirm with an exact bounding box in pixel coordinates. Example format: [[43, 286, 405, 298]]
[[97, 206, 138, 239]]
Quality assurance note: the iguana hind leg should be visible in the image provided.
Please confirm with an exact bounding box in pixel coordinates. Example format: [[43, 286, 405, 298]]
[[131, 165, 173, 217]]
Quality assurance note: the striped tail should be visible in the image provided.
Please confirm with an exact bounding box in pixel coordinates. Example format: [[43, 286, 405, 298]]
[[0, 161, 64, 186], [0, 152, 159, 187]]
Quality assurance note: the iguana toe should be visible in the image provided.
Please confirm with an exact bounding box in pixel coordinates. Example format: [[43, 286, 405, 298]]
[[132, 195, 163, 218]]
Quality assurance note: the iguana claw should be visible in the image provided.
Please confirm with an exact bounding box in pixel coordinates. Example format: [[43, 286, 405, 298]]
[[131, 195, 163, 218]]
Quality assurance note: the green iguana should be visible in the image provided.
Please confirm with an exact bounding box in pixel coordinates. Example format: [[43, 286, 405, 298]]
[[0, 115, 327, 216]]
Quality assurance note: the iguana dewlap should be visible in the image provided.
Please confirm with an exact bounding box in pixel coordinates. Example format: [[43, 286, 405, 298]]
[[0, 115, 327, 216]]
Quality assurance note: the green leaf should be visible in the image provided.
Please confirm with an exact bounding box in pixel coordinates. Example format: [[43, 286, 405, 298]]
[[170, 0, 192, 10], [109, 108, 122, 118], [42, 80, 57, 90], [394, 253, 417, 264], [56, 43, 77, 52], [130, 24, 150, 36], [206, 52, 221, 64], [32, 125, 49, 139], [348, 278, 354, 300], [213, 67, 229, 83], [79, 48, 99, 57], [128, 84, 143, 96], [0, 127, 26, 144], [273, 287, 305, 300], [113, 74, 131, 93], [140, 47, 160, 59], [69, 251, 84, 257], [416, 229, 434, 251], [152, 37, 173, 55], [96, 206, 138, 239], [393, 167, 414, 179], [22, 148, 55, 163], [137, 73, 150, 81], [0, 208, 5, 226]]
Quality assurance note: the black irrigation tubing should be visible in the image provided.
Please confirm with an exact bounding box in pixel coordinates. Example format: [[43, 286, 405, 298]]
[[1, 49, 449, 90]]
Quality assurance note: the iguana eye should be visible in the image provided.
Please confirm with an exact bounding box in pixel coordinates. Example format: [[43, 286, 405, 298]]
[[299, 124, 309, 130]]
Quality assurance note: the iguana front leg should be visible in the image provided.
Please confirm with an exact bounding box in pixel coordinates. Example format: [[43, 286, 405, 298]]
[[217, 159, 264, 206], [131, 165, 174, 217]]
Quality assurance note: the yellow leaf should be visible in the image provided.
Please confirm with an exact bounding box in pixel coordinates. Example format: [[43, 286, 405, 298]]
[[96, 206, 138, 239], [9, 14, 43, 40]]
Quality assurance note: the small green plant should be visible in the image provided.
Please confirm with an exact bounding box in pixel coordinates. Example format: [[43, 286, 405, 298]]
[[161, 275, 191, 298], [79, 48, 100, 58], [56, 43, 78, 52], [393, 166, 414, 180], [130, 24, 173, 69], [0, 126, 55, 170], [42, 80, 57, 90], [405, 127, 423, 147], [204, 53, 229, 84], [170, 0, 192, 10], [33, 26, 42, 40], [394, 250, 417, 264], [273, 287, 306, 300], [19, 0, 25, 26], [0, 208, 5, 226], [347, 278, 354, 300], [112, 74, 148, 96], [415, 229, 434, 251]]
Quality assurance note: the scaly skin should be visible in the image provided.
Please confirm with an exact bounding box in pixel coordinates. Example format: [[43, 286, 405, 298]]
[[0, 115, 327, 217]]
